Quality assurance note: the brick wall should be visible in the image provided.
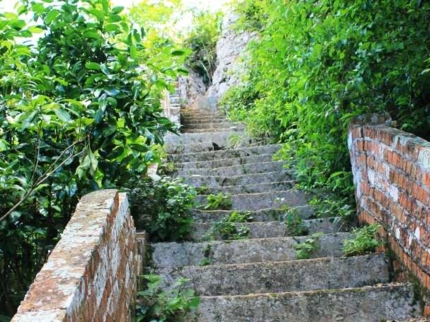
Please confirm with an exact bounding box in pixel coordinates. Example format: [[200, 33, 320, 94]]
[[11, 190, 137, 322], [349, 114, 430, 292]]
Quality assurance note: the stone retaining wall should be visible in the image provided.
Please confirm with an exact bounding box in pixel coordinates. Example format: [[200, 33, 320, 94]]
[[349, 115, 430, 293], [11, 190, 137, 321]]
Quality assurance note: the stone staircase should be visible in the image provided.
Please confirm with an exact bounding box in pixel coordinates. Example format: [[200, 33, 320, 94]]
[[152, 108, 422, 321]]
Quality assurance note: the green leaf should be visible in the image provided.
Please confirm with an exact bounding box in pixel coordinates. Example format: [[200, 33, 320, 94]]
[[85, 62, 101, 70], [54, 108, 71, 122], [45, 9, 60, 24], [171, 50, 186, 56], [28, 26, 44, 33]]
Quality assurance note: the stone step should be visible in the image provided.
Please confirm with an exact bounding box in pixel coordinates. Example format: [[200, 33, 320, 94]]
[[195, 190, 311, 211], [183, 171, 294, 189], [181, 123, 244, 130], [191, 206, 315, 223], [192, 284, 420, 322], [182, 127, 245, 134], [157, 253, 388, 296], [181, 117, 227, 124], [166, 140, 252, 154], [198, 180, 295, 195], [180, 109, 223, 116], [151, 233, 351, 269], [191, 217, 343, 241], [175, 154, 275, 170], [167, 144, 281, 163], [164, 132, 248, 146], [176, 161, 286, 177]]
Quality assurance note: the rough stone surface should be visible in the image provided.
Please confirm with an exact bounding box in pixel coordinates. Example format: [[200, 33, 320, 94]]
[[193, 284, 420, 322], [152, 233, 351, 268], [191, 217, 344, 241], [195, 189, 311, 211], [157, 253, 389, 296], [12, 191, 137, 322], [206, 13, 256, 104]]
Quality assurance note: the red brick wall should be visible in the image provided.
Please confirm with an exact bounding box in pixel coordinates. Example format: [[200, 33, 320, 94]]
[[349, 115, 430, 290], [11, 190, 137, 321]]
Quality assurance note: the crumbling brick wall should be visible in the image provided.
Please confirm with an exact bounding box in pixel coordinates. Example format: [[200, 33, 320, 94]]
[[11, 190, 137, 321], [349, 114, 430, 292]]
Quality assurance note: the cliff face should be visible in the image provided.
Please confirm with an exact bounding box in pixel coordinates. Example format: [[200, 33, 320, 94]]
[[179, 13, 255, 109], [206, 13, 255, 106]]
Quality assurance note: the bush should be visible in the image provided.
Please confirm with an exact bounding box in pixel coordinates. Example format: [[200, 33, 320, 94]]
[[128, 177, 196, 242], [136, 275, 200, 322], [226, 0, 430, 196], [343, 224, 383, 257]]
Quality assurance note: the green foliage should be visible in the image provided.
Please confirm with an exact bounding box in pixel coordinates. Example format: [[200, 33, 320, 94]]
[[225, 0, 430, 196], [205, 211, 252, 241], [128, 176, 196, 242], [199, 244, 213, 266], [343, 224, 383, 257], [183, 10, 223, 86], [136, 274, 200, 322], [204, 193, 232, 210], [284, 210, 308, 236], [309, 196, 355, 223], [0, 0, 187, 315], [294, 233, 324, 260]]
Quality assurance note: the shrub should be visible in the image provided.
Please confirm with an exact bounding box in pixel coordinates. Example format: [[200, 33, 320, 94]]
[[128, 177, 196, 242], [343, 224, 383, 257], [136, 275, 200, 322]]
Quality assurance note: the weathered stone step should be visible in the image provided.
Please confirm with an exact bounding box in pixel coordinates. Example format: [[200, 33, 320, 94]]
[[199, 180, 295, 195], [180, 109, 223, 116], [167, 140, 251, 154], [191, 206, 315, 223], [183, 171, 293, 189], [164, 132, 248, 146], [192, 284, 420, 322], [158, 253, 388, 296], [151, 233, 350, 269], [175, 154, 275, 170], [182, 127, 245, 134], [181, 121, 242, 128], [196, 190, 311, 211], [168, 144, 281, 163], [181, 117, 226, 124], [177, 161, 286, 177], [191, 217, 343, 241]]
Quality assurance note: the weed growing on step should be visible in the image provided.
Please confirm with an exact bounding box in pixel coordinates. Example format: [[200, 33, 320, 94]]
[[159, 162, 177, 176], [310, 196, 355, 226], [294, 233, 324, 260], [128, 176, 196, 242], [136, 275, 200, 322], [343, 224, 384, 257], [228, 133, 243, 149], [283, 210, 308, 236], [196, 185, 211, 195], [199, 245, 213, 266], [204, 211, 252, 241], [204, 193, 232, 210]]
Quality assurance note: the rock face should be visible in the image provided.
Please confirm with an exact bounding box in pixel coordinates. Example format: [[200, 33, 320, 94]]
[[206, 13, 255, 104], [178, 13, 255, 109], [148, 109, 423, 321], [177, 69, 206, 108]]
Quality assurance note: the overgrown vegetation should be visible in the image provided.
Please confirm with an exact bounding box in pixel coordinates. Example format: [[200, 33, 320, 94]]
[[294, 233, 324, 260], [0, 0, 187, 316], [204, 211, 252, 240], [343, 224, 383, 257], [183, 10, 222, 87], [128, 176, 196, 242], [223, 0, 430, 199], [136, 275, 200, 322], [284, 210, 308, 236], [204, 193, 232, 210]]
